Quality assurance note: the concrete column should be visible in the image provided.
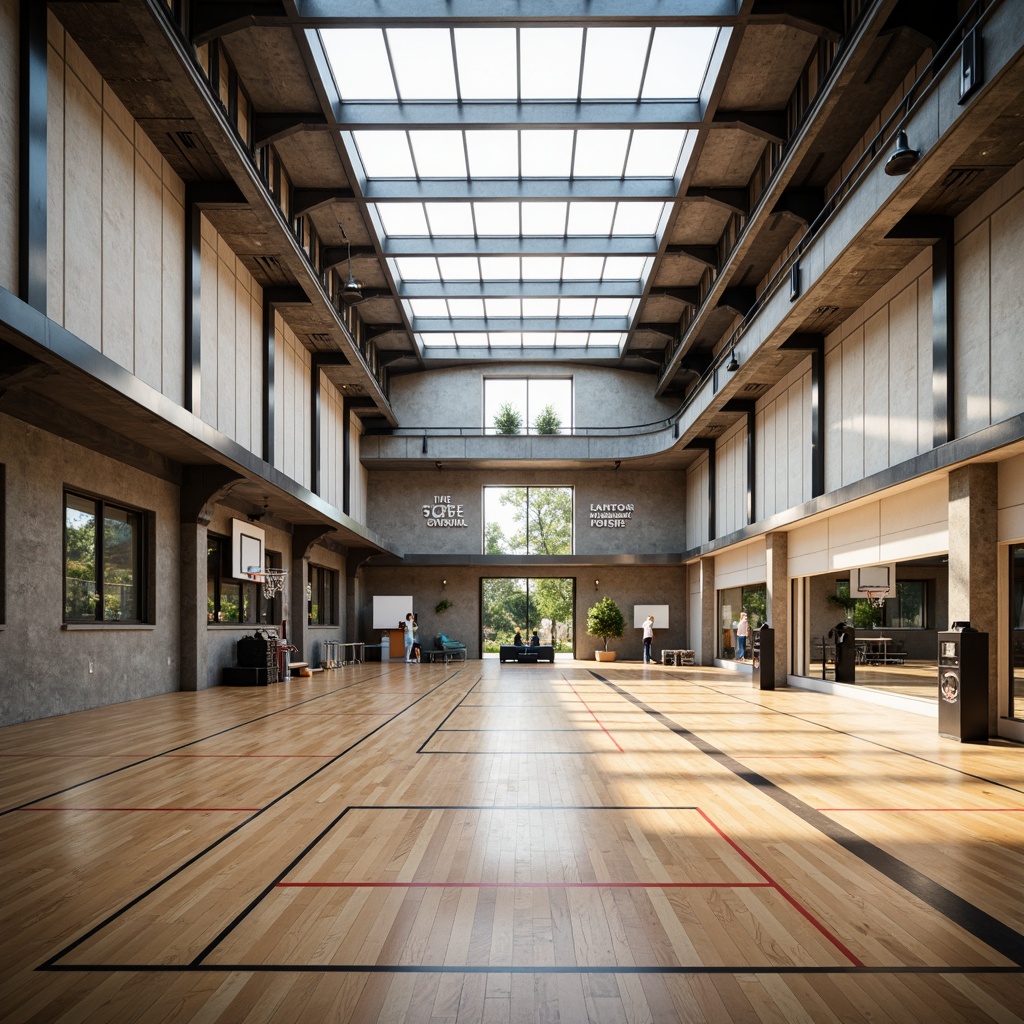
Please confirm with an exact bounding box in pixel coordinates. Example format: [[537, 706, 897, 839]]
[[179, 522, 208, 691], [766, 531, 789, 683], [287, 555, 306, 667], [700, 556, 716, 666], [948, 464, 998, 731]]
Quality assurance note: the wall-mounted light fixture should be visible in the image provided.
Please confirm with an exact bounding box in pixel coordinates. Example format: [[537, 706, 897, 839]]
[[435, 461, 443, 471], [884, 130, 920, 176], [594, 580, 600, 590], [442, 579, 447, 589], [726, 347, 739, 372], [789, 261, 801, 301], [614, 460, 621, 471]]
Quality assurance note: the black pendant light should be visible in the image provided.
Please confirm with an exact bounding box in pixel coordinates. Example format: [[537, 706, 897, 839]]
[[341, 238, 363, 305], [884, 129, 920, 176]]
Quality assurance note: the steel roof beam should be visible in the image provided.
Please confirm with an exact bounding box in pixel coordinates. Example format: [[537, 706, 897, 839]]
[[419, 345, 622, 361], [298, 0, 742, 24], [335, 100, 704, 129], [381, 235, 658, 256], [412, 316, 631, 332], [398, 280, 642, 298], [363, 178, 678, 202]]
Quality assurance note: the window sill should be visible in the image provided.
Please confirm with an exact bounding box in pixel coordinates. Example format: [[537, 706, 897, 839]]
[[62, 623, 155, 631]]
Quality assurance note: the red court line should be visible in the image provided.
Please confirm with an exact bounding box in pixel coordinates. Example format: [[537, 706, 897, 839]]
[[818, 807, 1024, 813], [277, 880, 772, 889], [696, 807, 864, 968], [20, 806, 260, 812], [564, 679, 624, 752]]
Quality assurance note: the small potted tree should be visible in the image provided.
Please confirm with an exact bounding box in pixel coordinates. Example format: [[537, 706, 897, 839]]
[[533, 404, 562, 434], [493, 403, 523, 434], [587, 596, 625, 662]]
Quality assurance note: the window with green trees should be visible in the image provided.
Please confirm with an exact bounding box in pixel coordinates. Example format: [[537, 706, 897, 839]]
[[64, 492, 146, 622], [207, 538, 279, 624], [484, 486, 572, 555], [481, 577, 574, 653], [484, 378, 572, 435]]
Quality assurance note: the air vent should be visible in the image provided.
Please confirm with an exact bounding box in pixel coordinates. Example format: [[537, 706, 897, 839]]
[[253, 255, 281, 270], [813, 306, 840, 316], [307, 333, 334, 346], [174, 130, 197, 150], [741, 382, 768, 394], [940, 167, 984, 194]]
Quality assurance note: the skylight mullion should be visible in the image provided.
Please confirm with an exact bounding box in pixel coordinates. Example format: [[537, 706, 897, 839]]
[[405, 130, 422, 181], [461, 131, 472, 181], [636, 29, 656, 102], [569, 130, 579, 179], [381, 29, 402, 102], [515, 28, 522, 102], [449, 28, 461, 103], [576, 28, 587, 102], [621, 132, 635, 182]]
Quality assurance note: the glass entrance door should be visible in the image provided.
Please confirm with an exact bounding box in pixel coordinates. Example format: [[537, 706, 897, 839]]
[[481, 577, 575, 655]]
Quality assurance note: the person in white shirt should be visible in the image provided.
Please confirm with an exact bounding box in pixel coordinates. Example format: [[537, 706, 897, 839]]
[[642, 615, 655, 663], [736, 612, 750, 660]]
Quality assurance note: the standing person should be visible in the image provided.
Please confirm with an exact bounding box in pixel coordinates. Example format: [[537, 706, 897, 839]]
[[642, 615, 655, 664], [736, 612, 749, 660], [404, 612, 418, 663]]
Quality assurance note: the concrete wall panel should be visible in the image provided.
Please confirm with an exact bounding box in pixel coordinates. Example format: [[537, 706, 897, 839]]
[[0, 413, 179, 726], [368, 467, 684, 557]]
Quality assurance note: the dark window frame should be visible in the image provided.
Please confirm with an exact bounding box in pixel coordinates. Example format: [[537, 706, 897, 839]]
[[63, 489, 149, 624], [308, 564, 338, 626], [207, 535, 280, 625]]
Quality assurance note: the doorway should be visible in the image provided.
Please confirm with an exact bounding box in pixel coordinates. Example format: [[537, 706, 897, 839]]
[[481, 577, 575, 656]]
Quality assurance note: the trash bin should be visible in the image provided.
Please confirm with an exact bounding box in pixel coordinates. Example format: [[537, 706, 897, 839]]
[[833, 622, 856, 683], [753, 624, 774, 690], [938, 626, 989, 742]]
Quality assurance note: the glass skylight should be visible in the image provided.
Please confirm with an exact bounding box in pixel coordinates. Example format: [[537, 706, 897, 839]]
[[417, 331, 627, 350], [317, 21, 724, 358], [354, 129, 687, 181], [374, 202, 666, 239]]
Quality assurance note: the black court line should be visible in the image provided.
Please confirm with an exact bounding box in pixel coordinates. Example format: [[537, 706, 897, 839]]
[[40, 963, 1024, 976], [657, 672, 1024, 799], [1, 671, 427, 816], [39, 672, 468, 971], [591, 670, 1024, 968], [36, 799, 1024, 978]]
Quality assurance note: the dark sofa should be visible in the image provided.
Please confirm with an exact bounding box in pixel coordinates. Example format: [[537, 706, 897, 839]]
[[499, 644, 555, 663]]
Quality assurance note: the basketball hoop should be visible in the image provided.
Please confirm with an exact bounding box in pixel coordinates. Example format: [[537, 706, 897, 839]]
[[861, 589, 889, 608], [246, 565, 288, 600]]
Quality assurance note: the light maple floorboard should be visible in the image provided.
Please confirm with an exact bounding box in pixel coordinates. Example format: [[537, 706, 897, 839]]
[[2, 660, 1024, 1021]]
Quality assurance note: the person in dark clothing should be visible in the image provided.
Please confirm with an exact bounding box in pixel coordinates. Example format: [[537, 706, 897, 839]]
[[530, 631, 540, 646], [513, 630, 523, 647]]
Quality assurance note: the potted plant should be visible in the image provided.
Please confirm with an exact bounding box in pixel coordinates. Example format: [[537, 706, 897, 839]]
[[587, 596, 625, 662], [533, 404, 562, 434], [493, 403, 523, 434]]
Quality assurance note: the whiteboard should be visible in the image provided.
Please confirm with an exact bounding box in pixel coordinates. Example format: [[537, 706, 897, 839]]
[[634, 604, 669, 628], [373, 595, 413, 630]]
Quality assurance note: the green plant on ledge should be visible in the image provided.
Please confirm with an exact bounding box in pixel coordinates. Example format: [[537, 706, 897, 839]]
[[493, 403, 523, 434], [533, 404, 562, 434], [435, 598, 453, 614]]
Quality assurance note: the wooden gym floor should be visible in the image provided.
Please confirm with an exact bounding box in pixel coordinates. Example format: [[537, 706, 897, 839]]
[[1, 660, 1024, 1023]]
